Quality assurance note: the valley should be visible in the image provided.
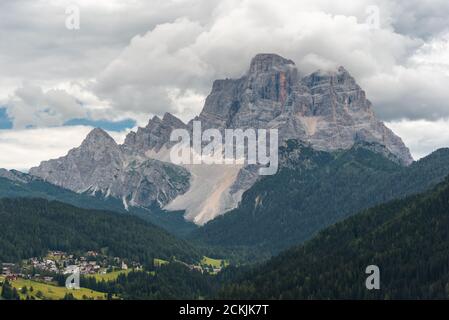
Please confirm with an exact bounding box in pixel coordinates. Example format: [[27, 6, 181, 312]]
[[1, 54, 449, 300]]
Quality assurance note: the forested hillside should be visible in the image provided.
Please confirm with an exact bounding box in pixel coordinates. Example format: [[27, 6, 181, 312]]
[[81, 263, 216, 300], [0, 176, 197, 237], [219, 176, 449, 299], [0, 198, 200, 264], [192, 141, 449, 253]]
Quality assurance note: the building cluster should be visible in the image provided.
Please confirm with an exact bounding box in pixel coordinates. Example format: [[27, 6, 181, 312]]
[[1, 250, 141, 283], [170, 260, 223, 275], [1, 263, 19, 281]]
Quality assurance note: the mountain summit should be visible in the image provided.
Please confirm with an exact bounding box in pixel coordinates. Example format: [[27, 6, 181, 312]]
[[199, 53, 412, 165], [30, 54, 413, 224], [30, 120, 190, 209], [249, 53, 295, 73]]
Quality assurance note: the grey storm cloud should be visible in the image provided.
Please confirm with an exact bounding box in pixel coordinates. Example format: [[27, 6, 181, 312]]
[[387, 0, 449, 39], [1, 0, 449, 125], [86, 0, 449, 123], [1, 0, 449, 168]]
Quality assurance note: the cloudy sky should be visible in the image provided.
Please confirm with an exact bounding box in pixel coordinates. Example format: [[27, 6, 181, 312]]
[[1, 0, 449, 170]]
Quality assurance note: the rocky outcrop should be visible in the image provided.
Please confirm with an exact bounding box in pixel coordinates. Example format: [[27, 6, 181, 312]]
[[30, 126, 190, 209], [198, 53, 412, 165], [123, 113, 187, 155], [0, 169, 34, 183], [31, 128, 124, 192]]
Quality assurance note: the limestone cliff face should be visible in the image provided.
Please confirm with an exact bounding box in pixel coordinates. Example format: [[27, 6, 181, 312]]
[[29, 126, 190, 209], [123, 113, 187, 155], [30, 53, 413, 224], [31, 128, 125, 193], [198, 53, 412, 165], [0, 168, 34, 183]]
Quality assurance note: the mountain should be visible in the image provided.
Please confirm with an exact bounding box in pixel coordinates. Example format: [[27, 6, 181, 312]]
[[0, 198, 201, 264], [198, 54, 411, 165], [122, 113, 188, 155], [29, 53, 412, 225], [219, 175, 449, 299], [177, 54, 413, 223], [29, 127, 190, 210], [0, 170, 197, 237], [0, 168, 33, 183], [191, 142, 449, 253]]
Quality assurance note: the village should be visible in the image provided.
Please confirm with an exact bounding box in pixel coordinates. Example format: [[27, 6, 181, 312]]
[[1, 250, 142, 284], [1, 250, 226, 286], [0, 249, 228, 300]]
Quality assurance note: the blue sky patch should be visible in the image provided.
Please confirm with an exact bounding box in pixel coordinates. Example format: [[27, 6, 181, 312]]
[[64, 118, 136, 132], [0, 108, 13, 129]]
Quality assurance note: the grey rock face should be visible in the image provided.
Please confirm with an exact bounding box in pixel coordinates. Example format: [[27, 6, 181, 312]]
[[0, 169, 34, 183], [192, 53, 413, 221], [30, 128, 124, 193], [109, 158, 190, 208], [30, 126, 190, 209], [123, 113, 187, 155], [198, 53, 413, 165]]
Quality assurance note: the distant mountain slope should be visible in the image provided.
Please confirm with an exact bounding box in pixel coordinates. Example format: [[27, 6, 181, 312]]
[[192, 142, 449, 253], [219, 176, 449, 299], [0, 198, 200, 264], [29, 127, 191, 209], [0, 172, 197, 237]]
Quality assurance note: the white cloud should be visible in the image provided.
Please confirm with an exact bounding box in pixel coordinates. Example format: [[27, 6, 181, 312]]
[[6, 85, 86, 128], [167, 88, 206, 123], [387, 119, 449, 160], [362, 32, 449, 121], [386, 0, 449, 38], [1, 0, 449, 169], [0, 126, 128, 170], [2, 0, 449, 126], [412, 33, 449, 70], [92, 0, 446, 123], [93, 18, 209, 116]]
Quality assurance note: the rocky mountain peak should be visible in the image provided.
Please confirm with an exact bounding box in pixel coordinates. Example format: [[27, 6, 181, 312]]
[[302, 66, 356, 89], [162, 112, 185, 128], [82, 128, 117, 148], [123, 112, 187, 155], [337, 65, 350, 74], [30, 122, 190, 208], [144, 113, 185, 130], [199, 53, 412, 165], [145, 115, 163, 128], [249, 53, 295, 74]]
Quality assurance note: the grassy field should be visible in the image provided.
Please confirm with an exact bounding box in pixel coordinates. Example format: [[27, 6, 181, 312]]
[[0, 276, 107, 300], [87, 269, 131, 281], [201, 256, 229, 268], [154, 256, 228, 273], [154, 258, 169, 267]]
